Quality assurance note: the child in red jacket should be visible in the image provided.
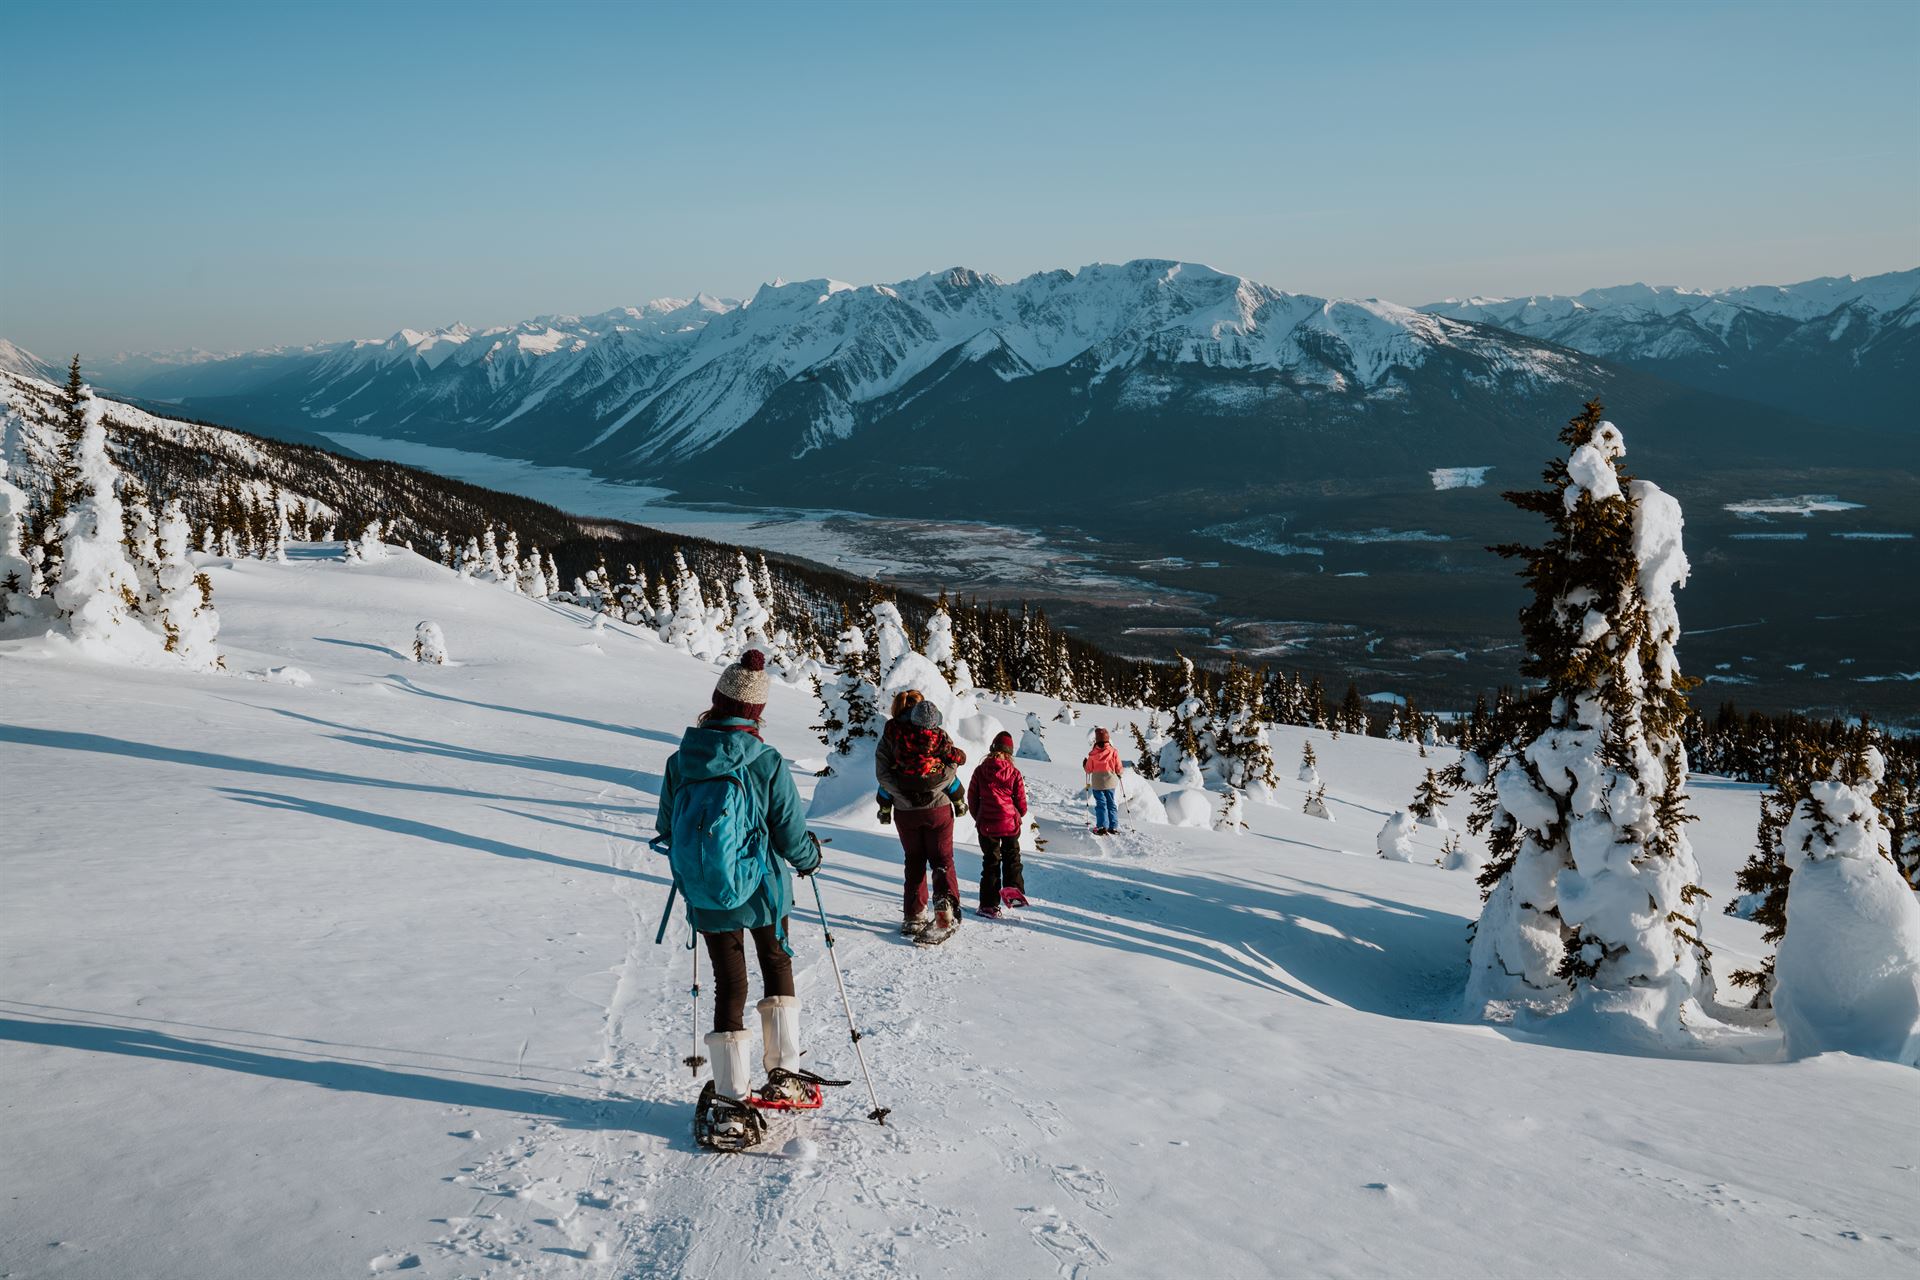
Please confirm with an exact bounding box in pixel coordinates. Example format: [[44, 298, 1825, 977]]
[[966, 731, 1030, 917]]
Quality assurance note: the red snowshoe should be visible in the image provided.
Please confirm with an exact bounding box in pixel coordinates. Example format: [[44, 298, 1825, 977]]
[[746, 1068, 848, 1112], [1000, 887, 1030, 909]]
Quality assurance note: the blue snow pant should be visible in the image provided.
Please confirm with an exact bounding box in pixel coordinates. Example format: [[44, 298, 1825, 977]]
[[1092, 789, 1118, 830]]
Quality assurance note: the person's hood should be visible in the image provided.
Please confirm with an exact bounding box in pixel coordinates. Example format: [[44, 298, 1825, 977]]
[[676, 723, 768, 779], [978, 754, 1021, 782]]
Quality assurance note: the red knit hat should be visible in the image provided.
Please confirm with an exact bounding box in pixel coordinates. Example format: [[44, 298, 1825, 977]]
[[710, 649, 769, 720], [991, 730, 1015, 753]]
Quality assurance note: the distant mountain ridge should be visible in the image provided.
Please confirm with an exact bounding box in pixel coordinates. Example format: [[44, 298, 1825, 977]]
[[1423, 269, 1919, 432], [6, 260, 1910, 518]]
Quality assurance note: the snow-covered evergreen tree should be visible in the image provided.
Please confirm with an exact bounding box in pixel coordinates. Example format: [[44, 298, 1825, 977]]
[[725, 553, 772, 658], [1409, 769, 1452, 828], [413, 620, 449, 665], [1772, 746, 1920, 1065], [813, 616, 878, 759], [1017, 711, 1052, 762], [1130, 718, 1163, 781], [1215, 789, 1248, 834], [152, 499, 220, 669], [1298, 741, 1320, 788], [520, 548, 549, 599], [650, 580, 674, 634], [1377, 810, 1419, 861], [50, 389, 166, 661], [925, 595, 957, 682], [0, 435, 47, 626], [351, 519, 387, 563], [1463, 404, 1713, 1039], [1303, 783, 1333, 822], [664, 552, 710, 656], [1158, 655, 1213, 779]]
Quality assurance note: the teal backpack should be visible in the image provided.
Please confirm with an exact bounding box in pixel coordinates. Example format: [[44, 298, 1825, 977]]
[[667, 771, 768, 912]]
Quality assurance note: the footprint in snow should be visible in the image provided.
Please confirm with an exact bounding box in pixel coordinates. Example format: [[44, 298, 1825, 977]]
[[368, 1252, 421, 1273], [1024, 1206, 1110, 1279], [1051, 1164, 1117, 1213]]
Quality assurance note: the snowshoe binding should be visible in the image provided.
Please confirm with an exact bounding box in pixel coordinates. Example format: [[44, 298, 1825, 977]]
[[748, 1067, 850, 1112], [915, 897, 962, 946], [1000, 888, 1029, 909], [693, 1079, 766, 1153]]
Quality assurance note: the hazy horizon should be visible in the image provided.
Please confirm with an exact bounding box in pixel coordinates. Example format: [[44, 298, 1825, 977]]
[[3, 0, 1915, 357]]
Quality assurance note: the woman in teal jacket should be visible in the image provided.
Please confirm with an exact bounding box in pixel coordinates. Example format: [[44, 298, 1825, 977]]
[[656, 649, 821, 1107]]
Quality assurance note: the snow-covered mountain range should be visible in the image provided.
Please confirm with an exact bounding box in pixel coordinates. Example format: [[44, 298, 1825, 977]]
[[12, 260, 1909, 517], [27, 263, 1602, 503], [1424, 270, 1918, 432]]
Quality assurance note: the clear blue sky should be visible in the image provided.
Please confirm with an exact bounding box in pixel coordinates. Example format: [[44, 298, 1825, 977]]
[[3, 0, 1915, 356]]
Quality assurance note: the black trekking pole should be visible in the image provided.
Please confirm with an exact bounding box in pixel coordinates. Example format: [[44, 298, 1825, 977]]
[[806, 838, 890, 1126], [648, 841, 705, 1077], [684, 942, 705, 1076]]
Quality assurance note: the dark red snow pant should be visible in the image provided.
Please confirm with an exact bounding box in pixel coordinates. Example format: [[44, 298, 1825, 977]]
[[895, 803, 960, 919], [702, 921, 793, 1033]]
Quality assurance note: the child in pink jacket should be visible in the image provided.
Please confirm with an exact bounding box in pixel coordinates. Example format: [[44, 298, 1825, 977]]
[[1084, 727, 1123, 835]]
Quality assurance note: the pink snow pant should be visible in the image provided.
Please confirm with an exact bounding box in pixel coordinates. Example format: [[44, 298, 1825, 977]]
[[895, 803, 959, 918]]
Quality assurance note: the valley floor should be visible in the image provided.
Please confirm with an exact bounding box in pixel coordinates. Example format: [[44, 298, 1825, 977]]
[[2, 549, 1916, 1279]]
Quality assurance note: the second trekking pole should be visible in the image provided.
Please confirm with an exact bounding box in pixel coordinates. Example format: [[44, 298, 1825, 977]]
[[806, 841, 890, 1126]]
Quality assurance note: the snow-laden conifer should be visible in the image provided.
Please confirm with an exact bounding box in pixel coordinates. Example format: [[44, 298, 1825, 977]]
[[153, 499, 220, 669], [664, 552, 710, 656], [725, 553, 772, 658], [1463, 403, 1713, 1040], [51, 389, 167, 661], [1215, 789, 1248, 834], [0, 430, 47, 625], [1409, 769, 1452, 828], [1772, 746, 1920, 1064], [413, 620, 449, 665], [1377, 810, 1419, 862], [351, 519, 387, 563], [925, 595, 957, 682]]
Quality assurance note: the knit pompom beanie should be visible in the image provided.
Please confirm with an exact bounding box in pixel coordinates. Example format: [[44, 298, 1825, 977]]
[[711, 648, 771, 719]]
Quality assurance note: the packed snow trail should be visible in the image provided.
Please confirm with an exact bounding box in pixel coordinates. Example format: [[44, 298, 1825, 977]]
[[3, 548, 1917, 1279]]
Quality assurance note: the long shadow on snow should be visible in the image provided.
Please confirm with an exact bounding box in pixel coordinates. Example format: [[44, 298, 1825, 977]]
[[387, 675, 681, 747], [0, 1016, 675, 1138], [222, 789, 670, 886], [261, 709, 664, 795], [0, 1000, 595, 1083], [315, 635, 410, 661], [0, 724, 653, 815], [953, 847, 1471, 1018]]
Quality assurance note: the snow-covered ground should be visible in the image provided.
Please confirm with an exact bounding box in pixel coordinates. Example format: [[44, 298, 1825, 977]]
[[3, 549, 1916, 1279]]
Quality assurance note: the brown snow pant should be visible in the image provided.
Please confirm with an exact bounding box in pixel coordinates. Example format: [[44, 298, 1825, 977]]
[[895, 803, 960, 919], [702, 921, 793, 1032], [978, 834, 1024, 911]]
